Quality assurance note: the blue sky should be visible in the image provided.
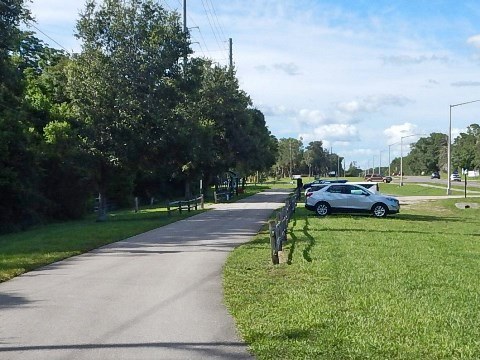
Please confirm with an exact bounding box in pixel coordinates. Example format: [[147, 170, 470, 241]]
[[27, 0, 480, 170]]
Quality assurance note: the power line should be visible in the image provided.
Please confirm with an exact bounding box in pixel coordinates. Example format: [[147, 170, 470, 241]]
[[205, 0, 227, 44], [200, 0, 226, 52], [26, 21, 72, 54]]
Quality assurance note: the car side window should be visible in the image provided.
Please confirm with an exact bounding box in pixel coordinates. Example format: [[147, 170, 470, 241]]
[[346, 185, 365, 195], [326, 185, 344, 194]]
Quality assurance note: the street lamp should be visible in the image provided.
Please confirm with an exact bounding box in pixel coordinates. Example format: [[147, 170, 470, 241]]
[[400, 134, 426, 186], [447, 100, 480, 194], [388, 141, 400, 177], [379, 151, 383, 175]]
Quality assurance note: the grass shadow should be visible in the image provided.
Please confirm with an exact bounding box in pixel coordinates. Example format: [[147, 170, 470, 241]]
[[302, 217, 315, 262], [286, 216, 297, 265]]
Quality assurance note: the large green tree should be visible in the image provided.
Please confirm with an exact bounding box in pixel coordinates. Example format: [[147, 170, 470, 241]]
[[0, 0, 44, 231], [276, 138, 303, 178], [67, 0, 188, 220], [304, 141, 328, 176], [407, 133, 448, 174], [452, 124, 480, 171]]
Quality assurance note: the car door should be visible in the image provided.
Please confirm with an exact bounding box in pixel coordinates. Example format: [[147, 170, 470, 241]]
[[324, 184, 349, 209], [345, 184, 375, 210]]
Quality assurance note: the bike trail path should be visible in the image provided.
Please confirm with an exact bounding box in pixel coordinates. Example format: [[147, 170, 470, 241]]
[[0, 189, 291, 360]]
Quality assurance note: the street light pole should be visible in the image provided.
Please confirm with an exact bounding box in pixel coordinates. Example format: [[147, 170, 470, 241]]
[[388, 141, 400, 177], [400, 137, 404, 186], [447, 99, 480, 195], [379, 151, 382, 175]]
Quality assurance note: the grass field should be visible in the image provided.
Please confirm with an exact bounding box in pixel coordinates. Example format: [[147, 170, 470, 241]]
[[224, 198, 480, 359]]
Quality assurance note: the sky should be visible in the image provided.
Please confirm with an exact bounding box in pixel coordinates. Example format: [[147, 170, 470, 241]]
[[26, 0, 480, 170]]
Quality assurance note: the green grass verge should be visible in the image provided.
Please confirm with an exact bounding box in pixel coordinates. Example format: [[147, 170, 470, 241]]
[[224, 199, 480, 359]]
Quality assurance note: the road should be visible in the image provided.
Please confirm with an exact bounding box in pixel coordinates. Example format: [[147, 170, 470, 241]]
[[393, 175, 480, 188], [0, 190, 291, 360]]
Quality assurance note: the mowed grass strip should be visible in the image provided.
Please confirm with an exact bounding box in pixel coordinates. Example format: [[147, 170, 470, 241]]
[[224, 199, 480, 359]]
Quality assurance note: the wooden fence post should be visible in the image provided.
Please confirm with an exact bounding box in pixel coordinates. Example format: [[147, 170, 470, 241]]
[[269, 220, 279, 265]]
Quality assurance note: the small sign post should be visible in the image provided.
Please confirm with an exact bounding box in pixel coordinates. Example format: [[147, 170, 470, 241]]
[[462, 168, 468, 198]]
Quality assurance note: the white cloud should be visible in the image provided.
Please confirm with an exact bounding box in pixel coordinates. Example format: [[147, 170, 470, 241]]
[[315, 124, 359, 141], [297, 109, 328, 127], [336, 95, 412, 115], [381, 54, 450, 66], [467, 34, 480, 48], [451, 81, 480, 87], [383, 123, 422, 146]]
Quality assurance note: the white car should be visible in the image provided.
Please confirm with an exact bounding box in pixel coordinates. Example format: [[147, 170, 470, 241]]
[[305, 183, 400, 218], [450, 172, 461, 182]]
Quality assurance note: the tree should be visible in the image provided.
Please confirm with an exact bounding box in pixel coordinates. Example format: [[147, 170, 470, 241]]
[[276, 138, 303, 177], [452, 124, 480, 171], [0, 0, 44, 232], [407, 133, 448, 174], [304, 141, 328, 176], [67, 0, 188, 220]]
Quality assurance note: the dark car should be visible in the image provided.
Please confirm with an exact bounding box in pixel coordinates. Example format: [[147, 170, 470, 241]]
[[431, 171, 440, 179], [302, 179, 347, 190]]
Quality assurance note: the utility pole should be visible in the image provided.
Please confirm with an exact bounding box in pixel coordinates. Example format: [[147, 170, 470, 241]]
[[229, 38, 233, 70], [183, 0, 187, 69]]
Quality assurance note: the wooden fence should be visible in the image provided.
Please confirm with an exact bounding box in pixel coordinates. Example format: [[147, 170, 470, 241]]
[[269, 191, 298, 264], [167, 194, 204, 215]]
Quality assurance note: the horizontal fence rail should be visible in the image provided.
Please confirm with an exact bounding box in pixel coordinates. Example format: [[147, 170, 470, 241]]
[[167, 194, 204, 215]]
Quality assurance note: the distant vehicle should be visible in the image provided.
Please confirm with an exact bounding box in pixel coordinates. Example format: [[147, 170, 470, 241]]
[[364, 174, 392, 183], [450, 171, 461, 182], [431, 171, 440, 179], [305, 183, 400, 217]]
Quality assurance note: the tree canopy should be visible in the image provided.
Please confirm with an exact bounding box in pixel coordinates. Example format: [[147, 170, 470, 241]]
[[0, 0, 277, 231]]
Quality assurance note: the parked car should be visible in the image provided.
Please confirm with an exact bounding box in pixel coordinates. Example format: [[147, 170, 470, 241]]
[[302, 178, 347, 190], [431, 171, 440, 179], [305, 183, 400, 217], [365, 174, 392, 183], [450, 172, 461, 182], [347, 182, 380, 194], [304, 184, 329, 196]]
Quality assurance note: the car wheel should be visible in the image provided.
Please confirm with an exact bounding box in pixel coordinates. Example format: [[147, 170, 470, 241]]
[[315, 202, 330, 216], [372, 203, 388, 218]]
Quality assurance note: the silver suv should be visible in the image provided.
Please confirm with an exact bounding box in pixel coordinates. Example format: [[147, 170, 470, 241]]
[[305, 183, 400, 217]]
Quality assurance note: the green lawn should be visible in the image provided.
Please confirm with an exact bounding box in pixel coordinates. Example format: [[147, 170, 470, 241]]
[[224, 199, 480, 359]]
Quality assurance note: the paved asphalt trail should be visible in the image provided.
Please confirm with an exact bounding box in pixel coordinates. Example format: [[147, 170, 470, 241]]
[[0, 190, 291, 360]]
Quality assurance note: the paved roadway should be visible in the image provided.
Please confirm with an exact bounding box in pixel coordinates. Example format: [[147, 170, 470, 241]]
[[0, 190, 291, 360], [393, 175, 480, 188]]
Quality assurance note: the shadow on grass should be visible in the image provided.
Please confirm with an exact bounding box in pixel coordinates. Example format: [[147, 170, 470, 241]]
[[306, 212, 460, 222], [287, 214, 315, 264]]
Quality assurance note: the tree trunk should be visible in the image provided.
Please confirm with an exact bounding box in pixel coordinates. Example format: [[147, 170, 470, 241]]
[[184, 180, 191, 199]]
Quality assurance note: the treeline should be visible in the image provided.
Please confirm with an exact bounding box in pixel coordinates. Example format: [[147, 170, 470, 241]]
[[399, 127, 480, 175], [276, 128, 480, 179], [0, 0, 277, 232]]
